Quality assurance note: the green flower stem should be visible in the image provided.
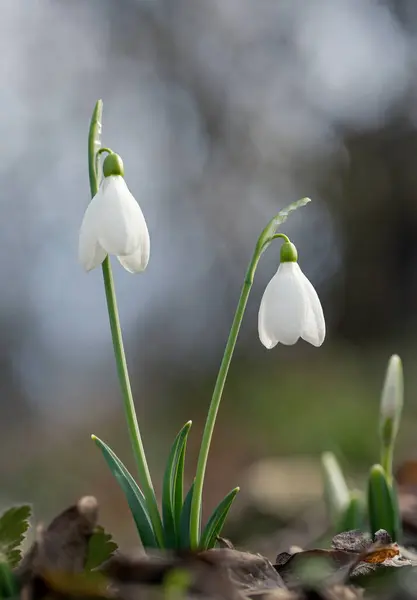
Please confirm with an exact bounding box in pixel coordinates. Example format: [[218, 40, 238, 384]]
[[381, 445, 394, 484], [189, 248, 261, 549], [100, 258, 164, 546], [88, 100, 164, 547], [95, 147, 113, 175], [271, 233, 291, 243]]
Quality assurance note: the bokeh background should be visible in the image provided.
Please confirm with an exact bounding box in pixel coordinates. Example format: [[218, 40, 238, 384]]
[[2, 0, 417, 557]]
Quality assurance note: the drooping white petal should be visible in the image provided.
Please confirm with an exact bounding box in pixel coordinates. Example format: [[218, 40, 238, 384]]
[[258, 262, 306, 347], [97, 176, 149, 256], [117, 225, 150, 273], [78, 194, 107, 271], [299, 271, 326, 347]]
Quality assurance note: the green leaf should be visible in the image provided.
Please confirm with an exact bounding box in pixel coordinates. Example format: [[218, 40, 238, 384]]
[[200, 487, 239, 550], [174, 439, 188, 535], [0, 505, 31, 568], [257, 197, 311, 255], [321, 452, 350, 527], [0, 562, 18, 598], [336, 491, 366, 533], [85, 526, 118, 571], [390, 478, 402, 542], [367, 464, 400, 541], [178, 481, 195, 549], [162, 421, 192, 548], [92, 435, 159, 548]]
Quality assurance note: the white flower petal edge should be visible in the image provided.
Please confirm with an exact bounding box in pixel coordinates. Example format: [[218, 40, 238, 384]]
[[258, 262, 325, 348], [97, 176, 148, 257], [78, 194, 107, 271], [258, 263, 306, 348], [117, 226, 150, 273], [299, 271, 325, 346]]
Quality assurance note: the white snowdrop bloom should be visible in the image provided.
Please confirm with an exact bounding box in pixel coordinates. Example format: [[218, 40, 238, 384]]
[[79, 153, 150, 273], [258, 242, 325, 348]]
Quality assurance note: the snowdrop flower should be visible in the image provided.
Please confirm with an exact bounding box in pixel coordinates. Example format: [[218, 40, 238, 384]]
[[258, 241, 325, 348], [79, 152, 150, 273]]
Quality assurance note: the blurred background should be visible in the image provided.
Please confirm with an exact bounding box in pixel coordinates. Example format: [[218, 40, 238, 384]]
[[2, 0, 417, 557]]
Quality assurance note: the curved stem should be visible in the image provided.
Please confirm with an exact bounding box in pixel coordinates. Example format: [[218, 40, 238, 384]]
[[97, 147, 113, 156], [88, 101, 164, 547], [95, 148, 113, 184], [270, 233, 291, 244], [189, 249, 261, 548]]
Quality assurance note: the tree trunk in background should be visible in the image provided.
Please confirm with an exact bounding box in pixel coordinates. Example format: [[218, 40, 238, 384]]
[[328, 122, 417, 342]]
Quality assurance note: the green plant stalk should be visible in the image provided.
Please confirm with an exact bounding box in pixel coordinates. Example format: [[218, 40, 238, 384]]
[[189, 249, 261, 548], [88, 100, 164, 547], [381, 444, 394, 485]]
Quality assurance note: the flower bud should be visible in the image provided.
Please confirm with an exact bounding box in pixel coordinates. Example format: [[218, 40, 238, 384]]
[[379, 355, 403, 447]]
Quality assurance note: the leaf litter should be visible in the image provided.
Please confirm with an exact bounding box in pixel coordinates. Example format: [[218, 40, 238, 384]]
[[2, 497, 417, 600]]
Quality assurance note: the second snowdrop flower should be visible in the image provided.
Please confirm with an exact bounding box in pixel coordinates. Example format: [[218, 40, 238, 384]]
[[258, 240, 325, 348], [79, 152, 150, 273]]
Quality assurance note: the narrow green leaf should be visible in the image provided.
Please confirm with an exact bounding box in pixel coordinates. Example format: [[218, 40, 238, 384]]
[[200, 487, 239, 550], [367, 464, 400, 541], [0, 505, 31, 568], [174, 440, 187, 535], [92, 435, 159, 548], [321, 452, 350, 527], [178, 481, 195, 549], [336, 491, 366, 533], [257, 197, 311, 255], [162, 421, 192, 548], [85, 526, 118, 571]]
